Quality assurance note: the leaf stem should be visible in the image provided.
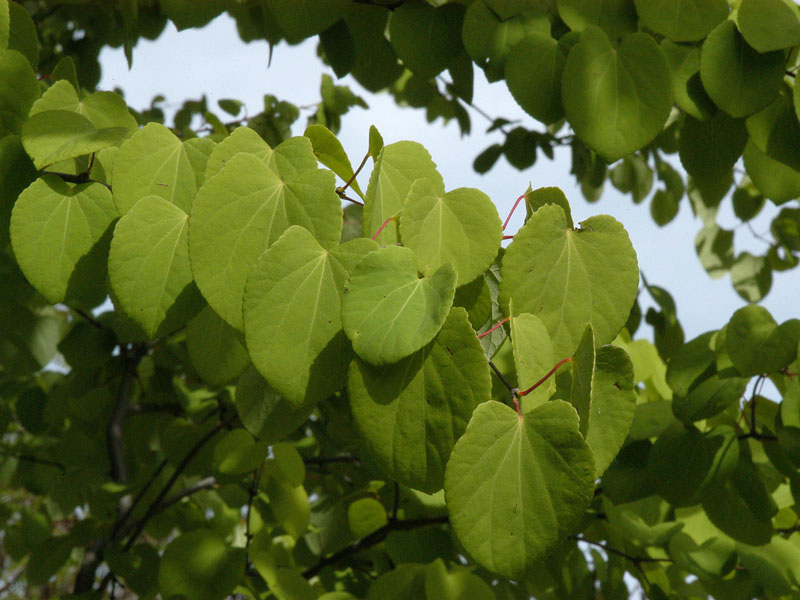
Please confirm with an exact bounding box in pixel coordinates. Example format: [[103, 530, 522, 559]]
[[571, 535, 673, 565], [517, 357, 573, 397], [502, 194, 526, 231], [341, 151, 370, 193], [337, 190, 364, 205], [487, 359, 514, 393], [477, 317, 509, 339], [371, 216, 396, 240]]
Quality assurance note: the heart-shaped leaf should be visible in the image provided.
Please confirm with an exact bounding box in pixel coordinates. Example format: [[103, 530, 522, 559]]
[[505, 34, 566, 125], [634, 0, 728, 42], [190, 152, 341, 330], [342, 245, 456, 365], [108, 195, 203, 339], [348, 307, 491, 492], [726, 305, 800, 376], [304, 124, 364, 198], [561, 28, 672, 160], [399, 179, 502, 284], [244, 225, 350, 405], [444, 399, 595, 579], [500, 204, 638, 358], [10, 176, 117, 305], [186, 305, 250, 387], [0, 49, 40, 135], [363, 141, 444, 244]]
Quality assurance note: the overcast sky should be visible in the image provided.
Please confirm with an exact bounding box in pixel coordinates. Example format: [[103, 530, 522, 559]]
[[98, 15, 794, 345]]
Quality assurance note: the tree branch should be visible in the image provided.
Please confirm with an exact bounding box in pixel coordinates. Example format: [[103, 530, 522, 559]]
[[302, 516, 449, 579], [571, 535, 673, 565]]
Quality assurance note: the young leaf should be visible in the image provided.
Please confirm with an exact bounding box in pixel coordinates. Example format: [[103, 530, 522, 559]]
[[399, 179, 502, 285], [444, 399, 595, 579], [500, 204, 638, 358], [342, 245, 456, 365], [10, 176, 117, 305], [726, 305, 800, 376], [108, 195, 203, 339], [244, 225, 350, 405]]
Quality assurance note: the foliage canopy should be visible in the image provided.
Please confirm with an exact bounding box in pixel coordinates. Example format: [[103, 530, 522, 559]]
[[1, 0, 800, 599]]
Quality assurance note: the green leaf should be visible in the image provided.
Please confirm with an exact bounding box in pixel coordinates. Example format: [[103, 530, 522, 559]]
[[366, 564, 427, 600], [244, 225, 350, 405], [7, 1, 38, 69], [363, 140, 444, 244], [500, 204, 638, 358], [21, 111, 129, 170], [108, 195, 203, 339], [235, 366, 316, 443], [678, 111, 748, 186], [190, 152, 341, 330], [264, 475, 310, 540], [205, 127, 318, 181], [557, 0, 638, 41], [424, 559, 495, 600], [444, 400, 595, 579], [561, 28, 673, 161], [112, 122, 197, 215], [399, 179, 501, 285], [160, 0, 227, 30], [30, 80, 138, 132], [267, 0, 346, 43], [731, 252, 773, 303], [660, 40, 716, 120], [212, 428, 268, 475], [0, 49, 39, 135], [348, 497, 388, 537], [184, 136, 216, 188], [389, 0, 463, 80], [737, 537, 800, 597], [106, 544, 160, 599], [746, 90, 800, 173], [672, 374, 748, 424], [726, 306, 800, 376], [511, 312, 556, 411], [0, 0, 8, 50], [738, 0, 800, 52], [369, 124, 383, 159], [743, 140, 800, 204], [10, 176, 117, 305], [349, 307, 491, 492], [158, 529, 245, 600], [186, 305, 250, 387], [586, 345, 636, 476], [304, 123, 364, 198], [524, 186, 574, 227], [648, 423, 739, 507], [462, 2, 550, 81], [634, 0, 728, 42], [695, 222, 734, 279], [0, 135, 39, 247], [505, 33, 566, 125], [342, 245, 456, 365], [700, 20, 785, 118]]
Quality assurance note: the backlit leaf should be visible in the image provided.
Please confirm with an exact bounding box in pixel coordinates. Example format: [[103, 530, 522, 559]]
[[505, 33, 566, 125], [0, 49, 39, 135], [500, 204, 638, 358], [726, 305, 800, 376], [342, 245, 455, 365], [444, 399, 595, 579], [738, 0, 800, 53], [634, 0, 728, 42], [349, 307, 490, 492]]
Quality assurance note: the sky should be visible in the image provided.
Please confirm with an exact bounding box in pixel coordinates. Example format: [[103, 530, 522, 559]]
[[98, 14, 795, 346]]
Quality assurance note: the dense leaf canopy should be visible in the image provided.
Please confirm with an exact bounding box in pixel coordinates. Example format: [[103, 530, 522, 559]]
[[1, 1, 799, 599]]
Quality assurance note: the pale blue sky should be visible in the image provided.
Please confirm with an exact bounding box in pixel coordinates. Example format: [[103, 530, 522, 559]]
[[98, 15, 794, 344]]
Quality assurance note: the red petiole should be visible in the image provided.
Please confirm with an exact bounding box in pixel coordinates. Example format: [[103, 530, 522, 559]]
[[517, 357, 573, 397], [372, 216, 397, 240], [477, 317, 509, 339]]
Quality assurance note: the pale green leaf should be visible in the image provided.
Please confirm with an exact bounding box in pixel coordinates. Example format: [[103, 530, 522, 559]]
[[112, 122, 197, 214], [561, 28, 672, 161], [364, 141, 444, 244], [510, 312, 556, 411], [244, 225, 350, 405], [108, 195, 203, 339], [743, 140, 800, 204], [444, 399, 595, 579], [348, 307, 491, 492], [29, 80, 138, 132], [190, 152, 341, 330], [342, 245, 456, 365], [348, 498, 388, 538], [21, 110, 129, 170], [10, 176, 117, 305], [700, 20, 785, 118], [424, 559, 495, 600], [265, 475, 310, 540], [399, 179, 502, 284], [500, 204, 639, 358], [726, 306, 800, 376], [304, 123, 364, 198]]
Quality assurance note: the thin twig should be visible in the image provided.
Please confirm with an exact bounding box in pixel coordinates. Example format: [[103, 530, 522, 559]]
[[74, 308, 104, 329], [488, 359, 514, 392], [572, 535, 673, 565], [341, 152, 370, 193], [302, 516, 449, 579]]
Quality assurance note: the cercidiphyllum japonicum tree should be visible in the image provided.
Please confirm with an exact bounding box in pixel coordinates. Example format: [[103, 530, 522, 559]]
[[1, 1, 800, 599]]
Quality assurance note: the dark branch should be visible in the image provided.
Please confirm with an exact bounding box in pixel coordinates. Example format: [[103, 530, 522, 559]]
[[43, 170, 112, 190], [571, 535, 673, 565], [161, 476, 217, 512], [302, 516, 449, 579]]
